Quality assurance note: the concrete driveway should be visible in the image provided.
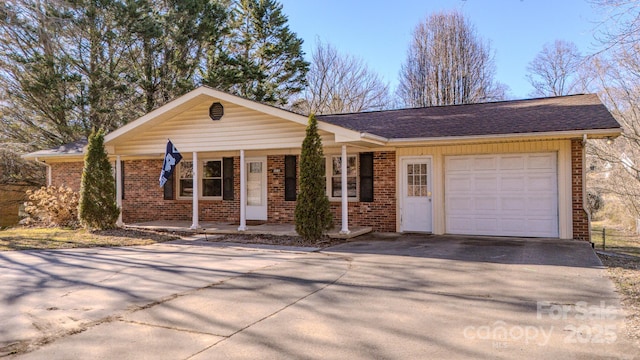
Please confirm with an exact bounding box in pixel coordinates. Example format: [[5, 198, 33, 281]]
[[1, 235, 637, 359]]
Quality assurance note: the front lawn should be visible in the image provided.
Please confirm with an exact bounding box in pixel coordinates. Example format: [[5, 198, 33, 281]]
[[0, 227, 179, 251]]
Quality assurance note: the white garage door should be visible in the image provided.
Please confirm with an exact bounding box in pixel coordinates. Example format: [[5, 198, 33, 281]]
[[445, 153, 558, 237]]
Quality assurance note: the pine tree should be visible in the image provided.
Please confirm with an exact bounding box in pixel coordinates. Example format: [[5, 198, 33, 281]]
[[78, 129, 119, 230], [203, 0, 309, 105], [294, 114, 332, 241]]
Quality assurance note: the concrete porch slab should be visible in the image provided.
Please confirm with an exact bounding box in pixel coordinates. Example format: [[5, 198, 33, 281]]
[[124, 221, 372, 239]]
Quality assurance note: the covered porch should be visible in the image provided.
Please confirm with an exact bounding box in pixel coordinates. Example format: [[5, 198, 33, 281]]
[[125, 220, 372, 239]]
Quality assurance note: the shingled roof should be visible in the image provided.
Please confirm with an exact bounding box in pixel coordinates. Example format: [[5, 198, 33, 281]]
[[317, 94, 620, 140]]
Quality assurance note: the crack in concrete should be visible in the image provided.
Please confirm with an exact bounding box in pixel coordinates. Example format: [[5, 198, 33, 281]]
[[3, 251, 345, 358], [185, 253, 354, 359]]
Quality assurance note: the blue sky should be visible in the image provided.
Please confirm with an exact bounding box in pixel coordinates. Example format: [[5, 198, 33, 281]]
[[278, 0, 603, 100]]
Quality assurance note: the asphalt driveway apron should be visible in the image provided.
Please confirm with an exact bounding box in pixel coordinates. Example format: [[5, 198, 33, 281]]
[[2, 235, 638, 359]]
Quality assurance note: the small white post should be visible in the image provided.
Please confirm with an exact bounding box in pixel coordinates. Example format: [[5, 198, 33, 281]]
[[238, 149, 247, 231], [46, 165, 52, 187], [115, 155, 123, 227], [190, 152, 199, 229], [340, 145, 350, 234]]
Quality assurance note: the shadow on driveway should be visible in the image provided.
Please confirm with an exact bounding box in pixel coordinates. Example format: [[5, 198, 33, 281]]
[[325, 234, 603, 268]]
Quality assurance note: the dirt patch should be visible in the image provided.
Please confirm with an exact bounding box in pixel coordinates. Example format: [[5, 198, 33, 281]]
[[209, 233, 346, 249], [598, 253, 640, 345]]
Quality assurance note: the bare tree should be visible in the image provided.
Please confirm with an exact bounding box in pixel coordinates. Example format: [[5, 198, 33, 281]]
[[291, 41, 390, 115], [583, 0, 640, 224], [526, 40, 583, 97], [397, 10, 506, 107]]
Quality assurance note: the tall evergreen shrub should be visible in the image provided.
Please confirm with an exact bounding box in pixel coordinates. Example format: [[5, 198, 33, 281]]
[[294, 114, 332, 240], [78, 129, 119, 229]]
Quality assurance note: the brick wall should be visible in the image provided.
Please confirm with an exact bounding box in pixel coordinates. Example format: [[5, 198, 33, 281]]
[[267, 155, 297, 223], [571, 139, 590, 241], [50, 162, 84, 191], [52, 153, 397, 231], [329, 151, 396, 232], [267, 152, 396, 232], [121, 159, 240, 224]]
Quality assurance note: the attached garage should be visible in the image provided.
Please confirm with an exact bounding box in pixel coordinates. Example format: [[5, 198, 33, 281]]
[[445, 153, 558, 237]]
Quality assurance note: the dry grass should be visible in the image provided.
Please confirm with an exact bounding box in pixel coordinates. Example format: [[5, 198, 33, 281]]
[[592, 221, 640, 257], [592, 222, 640, 344], [0, 227, 179, 251]]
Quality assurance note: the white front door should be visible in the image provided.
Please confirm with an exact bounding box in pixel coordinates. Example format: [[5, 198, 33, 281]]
[[246, 157, 267, 220], [400, 157, 433, 232]]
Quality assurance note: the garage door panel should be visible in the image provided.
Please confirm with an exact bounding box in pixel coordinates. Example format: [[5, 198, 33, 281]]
[[500, 156, 525, 170], [528, 175, 556, 191], [476, 197, 498, 211], [473, 157, 497, 171], [445, 153, 558, 238], [501, 176, 525, 191], [474, 176, 498, 191], [447, 158, 471, 171], [528, 154, 555, 169], [448, 176, 471, 192], [447, 216, 474, 233], [501, 197, 527, 212]]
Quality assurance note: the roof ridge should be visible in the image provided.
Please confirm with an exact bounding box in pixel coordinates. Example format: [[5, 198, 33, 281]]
[[317, 93, 595, 118]]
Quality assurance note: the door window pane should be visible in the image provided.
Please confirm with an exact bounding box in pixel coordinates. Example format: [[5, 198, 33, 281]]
[[247, 161, 263, 205], [407, 163, 428, 197]]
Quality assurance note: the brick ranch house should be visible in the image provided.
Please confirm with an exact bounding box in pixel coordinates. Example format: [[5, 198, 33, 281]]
[[25, 86, 621, 241]]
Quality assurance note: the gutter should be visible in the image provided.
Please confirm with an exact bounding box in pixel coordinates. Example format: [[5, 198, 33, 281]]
[[386, 128, 622, 145], [582, 134, 592, 242], [34, 157, 52, 187]]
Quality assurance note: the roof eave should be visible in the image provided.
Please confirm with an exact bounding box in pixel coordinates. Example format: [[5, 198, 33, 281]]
[[385, 128, 622, 146]]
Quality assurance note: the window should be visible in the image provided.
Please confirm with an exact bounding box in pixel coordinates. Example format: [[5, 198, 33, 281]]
[[177, 160, 224, 198], [179, 161, 193, 197], [202, 160, 222, 197], [331, 155, 357, 198], [407, 163, 428, 197]]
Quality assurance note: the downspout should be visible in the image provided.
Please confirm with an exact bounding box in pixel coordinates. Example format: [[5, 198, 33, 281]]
[[35, 157, 52, 186], [582, 134, 592, 242]]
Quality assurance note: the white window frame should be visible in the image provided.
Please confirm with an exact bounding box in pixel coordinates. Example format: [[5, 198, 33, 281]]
[[326, 154, 358, 201], [201, 159, 223, 199], [177, 159, 224, 200], [177, 160, 194, 200]]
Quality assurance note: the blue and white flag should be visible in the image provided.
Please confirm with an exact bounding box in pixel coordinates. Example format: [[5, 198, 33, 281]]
[[159, 140, 182, 187]]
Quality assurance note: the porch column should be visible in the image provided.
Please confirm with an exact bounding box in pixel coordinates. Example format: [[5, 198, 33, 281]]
[[190, 152, 199, 229], [340, 145, 350, 234], [238, 149, 247, 231], [115, 155, 123, 227]]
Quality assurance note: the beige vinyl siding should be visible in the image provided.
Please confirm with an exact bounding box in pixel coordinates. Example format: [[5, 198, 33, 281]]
[[395, 139, 573, 239], [112, 101, 338, 155]]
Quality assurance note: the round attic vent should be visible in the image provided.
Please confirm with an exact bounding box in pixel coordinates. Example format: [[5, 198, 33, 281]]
[[209, 102, 224, 120]]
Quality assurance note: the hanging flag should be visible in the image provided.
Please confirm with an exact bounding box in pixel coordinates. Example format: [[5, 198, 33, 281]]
[[159, 140, 182, 187]]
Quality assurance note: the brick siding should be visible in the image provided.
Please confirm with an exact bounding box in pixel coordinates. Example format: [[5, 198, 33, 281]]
[[571, 139, 590, 241], [121, 159, 240, 223], [266, 151, 397, 232], [329, 151, 396, 232], [50, 162, 83, 191]]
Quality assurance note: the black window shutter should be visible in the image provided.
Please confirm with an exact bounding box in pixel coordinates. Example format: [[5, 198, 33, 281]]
[[163, 172, 174, 200], [359, 152, 374, 202], [120, 160, 125, 200], [284, 155, 297, 201], [223, 157, 234, 200]]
